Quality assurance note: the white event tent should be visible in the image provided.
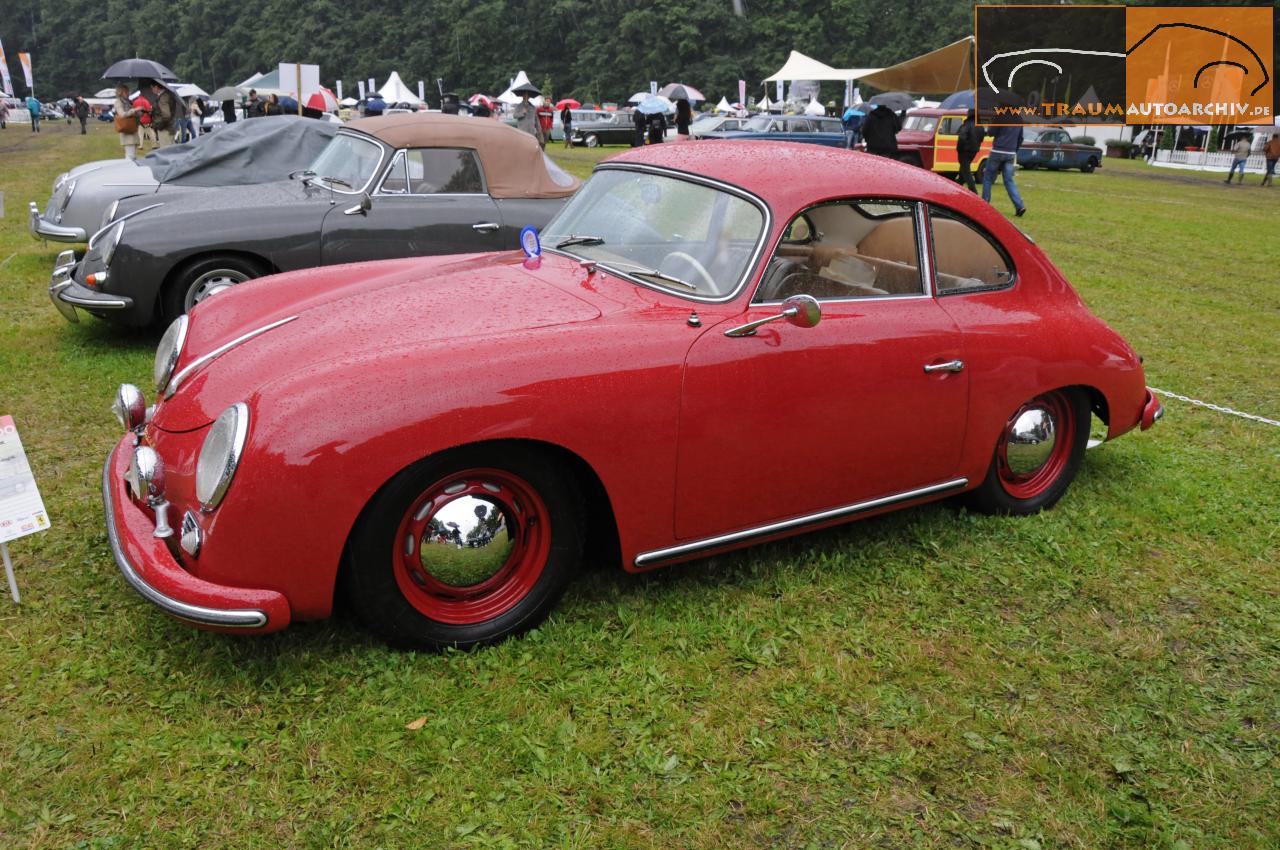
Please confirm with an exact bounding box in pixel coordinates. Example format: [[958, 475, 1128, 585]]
[[377, 71, 423, 105], [763, 51, 880, 84]]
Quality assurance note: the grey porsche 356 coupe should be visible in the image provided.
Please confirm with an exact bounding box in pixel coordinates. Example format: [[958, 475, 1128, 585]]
[[50, 113, 581, 326]]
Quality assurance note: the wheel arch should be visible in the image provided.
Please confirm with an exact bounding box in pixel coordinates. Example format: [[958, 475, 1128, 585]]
[[158, 248, 279, 317]]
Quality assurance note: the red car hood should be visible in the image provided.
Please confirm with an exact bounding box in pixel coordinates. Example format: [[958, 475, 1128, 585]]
[[895, 130, 934, 147], [153, 252, 603, 431]]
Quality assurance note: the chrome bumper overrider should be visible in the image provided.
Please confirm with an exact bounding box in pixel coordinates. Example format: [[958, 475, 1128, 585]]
[[102, 444, 270, 629], [49, 252, 132, 323], [29, 200, 86, 242]]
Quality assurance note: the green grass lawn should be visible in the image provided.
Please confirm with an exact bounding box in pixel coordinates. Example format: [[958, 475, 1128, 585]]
[[0, 125, 1277, 849]]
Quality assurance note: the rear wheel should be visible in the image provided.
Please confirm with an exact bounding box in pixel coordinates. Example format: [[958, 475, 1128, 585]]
[[163, 254, 265, 322], [964, 389, 1089, 515], [345, 445, 583, 650]]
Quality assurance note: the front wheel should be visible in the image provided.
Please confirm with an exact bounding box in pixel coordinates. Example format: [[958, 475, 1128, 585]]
[[584, 133, 600, 148], [345, 446, 583, 650], [163, 254, 265, 322], [964, 389, 1090, 515], [1081, 157, 1098, 173]]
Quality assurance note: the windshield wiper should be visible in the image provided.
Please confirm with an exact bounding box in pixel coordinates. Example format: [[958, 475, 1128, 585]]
[[554, 235, 605, 249], [317, 175, 353, 189], [596, 260, 697, 291]]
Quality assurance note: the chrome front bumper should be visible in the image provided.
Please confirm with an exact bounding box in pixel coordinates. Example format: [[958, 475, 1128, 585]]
[[48, 251, 132, 323], [29, 200, 86, 242]]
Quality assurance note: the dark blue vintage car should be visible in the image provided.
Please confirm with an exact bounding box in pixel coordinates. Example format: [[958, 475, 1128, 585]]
[[1017, 127, 1103, 173], [703, 114, 846, 147]]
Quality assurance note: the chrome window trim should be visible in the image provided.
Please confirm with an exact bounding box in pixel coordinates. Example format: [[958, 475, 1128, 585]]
[[634, 478, 969, 568], [88, 203, 163, 248], [914, 201, 935, 298], [165, 315, 298, 398], [315, 130, 389, 196], [543, 162, 773, 305], [102, 451, 268, 628], [374, 150, 408, 195], [925, 203, 1019, 297], [375, 147, 489, 197]]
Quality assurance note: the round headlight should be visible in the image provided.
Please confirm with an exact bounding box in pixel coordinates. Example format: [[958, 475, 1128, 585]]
[[112, 383, 147, 431], [196, 403, 249, 511], [154, 315, 188, 393], [99, 221, 124, 266]]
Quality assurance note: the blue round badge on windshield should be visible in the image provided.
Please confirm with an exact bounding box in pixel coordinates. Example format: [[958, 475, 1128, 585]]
[[520, 226, 541, 258]]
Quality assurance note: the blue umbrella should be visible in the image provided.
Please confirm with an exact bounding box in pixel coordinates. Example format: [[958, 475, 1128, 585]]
[[278, 95, 299, 111], [939, 90, 975, 110], [636, 95, 674, 114]]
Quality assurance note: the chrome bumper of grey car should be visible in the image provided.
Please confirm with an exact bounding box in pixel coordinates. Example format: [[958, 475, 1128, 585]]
[[29, 201, 86, 242]]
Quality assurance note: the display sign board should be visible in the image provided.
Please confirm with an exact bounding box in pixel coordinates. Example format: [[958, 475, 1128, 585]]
[[0, 416, 49, 544], [278, 62, 320, 100]]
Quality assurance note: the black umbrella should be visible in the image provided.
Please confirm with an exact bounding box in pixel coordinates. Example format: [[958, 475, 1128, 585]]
[[511, 82, 541, 96], [869, 91, 915, 112], [102, 58, 179, 82]]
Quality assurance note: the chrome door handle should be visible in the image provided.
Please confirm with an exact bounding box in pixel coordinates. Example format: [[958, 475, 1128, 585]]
[[923, 359, 964, 373], [472, 222, 501, 233]]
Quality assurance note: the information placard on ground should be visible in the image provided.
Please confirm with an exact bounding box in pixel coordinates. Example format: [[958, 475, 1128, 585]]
[[0, 415, 49, 544]]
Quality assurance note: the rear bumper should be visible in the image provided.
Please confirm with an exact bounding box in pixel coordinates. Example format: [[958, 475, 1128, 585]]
[[103, 435, 290, 632], [1141, 388, 1164, 430], [29, 201, 86, 242]]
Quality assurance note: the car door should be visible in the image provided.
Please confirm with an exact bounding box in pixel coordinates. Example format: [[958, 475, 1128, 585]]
[[320, 148, 504, 265], [673, 200, 968, 542]]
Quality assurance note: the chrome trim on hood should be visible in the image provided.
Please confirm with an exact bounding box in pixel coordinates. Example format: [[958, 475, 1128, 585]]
[[164, 315, 299, 398]]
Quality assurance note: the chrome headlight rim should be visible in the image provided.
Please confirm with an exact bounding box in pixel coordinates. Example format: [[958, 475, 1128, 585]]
[[154, 315, 189, 393], [196, 403, 249, 512], [102, 199, 121, 229], [112, 383, 147, 431], [60, 178, 77, 212], [99, 220, 124, 266]]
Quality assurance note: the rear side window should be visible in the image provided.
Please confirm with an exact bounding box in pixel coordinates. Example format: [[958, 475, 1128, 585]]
[[929, 206, 1015, 294]]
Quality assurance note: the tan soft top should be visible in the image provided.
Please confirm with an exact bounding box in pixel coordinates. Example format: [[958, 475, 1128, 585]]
[[346, 113, 580, 199]]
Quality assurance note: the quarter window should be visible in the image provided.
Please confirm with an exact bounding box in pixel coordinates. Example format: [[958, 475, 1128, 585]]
[[929, 206, 1015, 294], [755, 200, 924, 302]]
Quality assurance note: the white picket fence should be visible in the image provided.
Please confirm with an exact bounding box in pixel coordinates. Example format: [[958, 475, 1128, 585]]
[[1152, 149, 1268, 173]]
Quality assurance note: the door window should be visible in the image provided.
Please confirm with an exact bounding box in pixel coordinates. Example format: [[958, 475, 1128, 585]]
[[403, 149, 486, 194], [929, 206, 1015, 294], [756, 200, 924, 302]]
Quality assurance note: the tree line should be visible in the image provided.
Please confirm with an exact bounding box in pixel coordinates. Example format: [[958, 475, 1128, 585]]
[[11, 0, 981, 104]]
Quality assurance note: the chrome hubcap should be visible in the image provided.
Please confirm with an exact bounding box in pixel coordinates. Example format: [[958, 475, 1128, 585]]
[[186, 269, 250, 311], [1005, 406, 1057, 475]]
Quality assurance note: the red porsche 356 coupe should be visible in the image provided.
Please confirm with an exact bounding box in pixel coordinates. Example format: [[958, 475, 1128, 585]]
[[104, 142, 1162, 649]]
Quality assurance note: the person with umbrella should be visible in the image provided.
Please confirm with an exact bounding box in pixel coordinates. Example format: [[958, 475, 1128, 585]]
[[559, 100, 574, 149], [982, 122, 1026, 217], [632, 107, 646, 148], [841, 105, 864, 149], [148, 80, 182, 146], [956, 108, 984, 193], [112, 83, 142, 160], [510, 83, 540, 142]]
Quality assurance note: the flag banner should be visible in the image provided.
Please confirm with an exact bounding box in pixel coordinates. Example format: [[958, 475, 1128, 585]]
[[336, 79, 343, 100], [18, 52, 33, 90], [0, 38, 12, 94]]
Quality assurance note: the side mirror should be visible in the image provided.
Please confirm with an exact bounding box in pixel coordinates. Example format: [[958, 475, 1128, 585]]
[[724, 294, 822, 338], [343, 193, 373, 216]]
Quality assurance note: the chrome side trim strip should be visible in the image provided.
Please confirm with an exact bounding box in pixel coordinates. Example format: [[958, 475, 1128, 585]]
[[102, 452, 268, 628], [165, 315, 298, 398], [634, 478, 969, 568]]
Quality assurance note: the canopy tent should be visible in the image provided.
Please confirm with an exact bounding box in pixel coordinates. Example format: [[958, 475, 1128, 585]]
[[803, 97, 825, 116], [857, 37, 974, 95], [237, 71, 266, 89], [377, 71, 423, 106], [239, 68, 282, 95], [763, 50, 880, 82], [714, 96, 733, 113], [174, 83, 209, 99], [756, 95, 774, 111], [94, 87, 117, 98], [497, 71, 544, 106]]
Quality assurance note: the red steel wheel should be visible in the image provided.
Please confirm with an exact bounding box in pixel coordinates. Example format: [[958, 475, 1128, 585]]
[[965, 388, 1090, 515], [345, 446, 582, 649]]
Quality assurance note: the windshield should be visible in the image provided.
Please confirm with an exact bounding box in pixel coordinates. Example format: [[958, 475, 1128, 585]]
[[308, 132, 384, 192], [542, 168, 766, 300], [689, 115, 721, 130], [745, 116, 774, 132], [902, 116, 938, 133]]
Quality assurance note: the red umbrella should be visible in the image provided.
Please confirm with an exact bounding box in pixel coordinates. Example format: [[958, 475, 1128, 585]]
[[469, 93, 495, 107], [306, 88, 339, 112], [555, 98, 581, 110]]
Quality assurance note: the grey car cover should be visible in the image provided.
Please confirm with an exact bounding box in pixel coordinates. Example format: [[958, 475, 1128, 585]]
[[144, 116, 339, 187]]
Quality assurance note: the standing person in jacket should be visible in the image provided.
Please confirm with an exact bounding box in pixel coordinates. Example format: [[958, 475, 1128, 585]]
[[956, 108, 984, 193], [560, 103, 573, 149], [675, 98, 692, 140], [1225, 135, 1253, 184], [512, 93, 538, 141], [982, 123, 1026, 216], [1261, 133, 1280, 187], [647, 109, 667, 145], [150, 81, 180, 147], [631, 107, 645, 147], [535, 98, 554, 149], [26, 94, 41, 132], [74, 95, 89, 134], [221, 97, 236, 124], [861, 104, 900, 157], [841, 106, 863, 149], [112, 83, 141, 160]]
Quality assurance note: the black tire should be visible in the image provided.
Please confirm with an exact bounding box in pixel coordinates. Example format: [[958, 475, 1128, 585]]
[[898, 152, 924, 169], [584, 133, 600, 148], [963, 389, 1090, 516], [1081, 157, 1098, 173], [163, 254, 265, 322], [344, 445, 583, 650]]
